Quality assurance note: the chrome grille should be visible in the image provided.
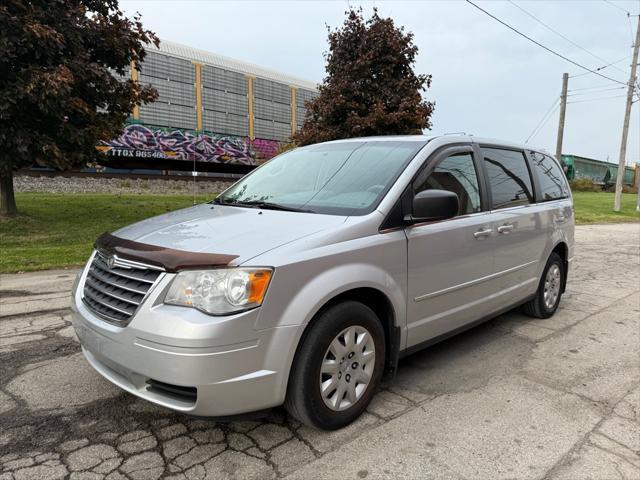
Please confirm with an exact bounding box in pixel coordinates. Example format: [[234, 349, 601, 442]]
[[82, 252, 163, 325]]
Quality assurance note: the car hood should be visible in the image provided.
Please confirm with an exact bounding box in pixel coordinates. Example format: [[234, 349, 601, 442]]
[[112, 203, 348, 264]]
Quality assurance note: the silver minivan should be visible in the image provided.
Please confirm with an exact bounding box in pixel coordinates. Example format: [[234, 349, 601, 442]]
[[71, 135, 574, 430]]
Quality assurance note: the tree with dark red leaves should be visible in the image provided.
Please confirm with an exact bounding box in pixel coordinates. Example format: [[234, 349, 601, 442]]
[[294, 8, 434, 147], [0, 0, 158, 217]]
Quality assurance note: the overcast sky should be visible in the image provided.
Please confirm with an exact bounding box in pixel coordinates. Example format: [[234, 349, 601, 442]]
[[121, 0, 640, 164]]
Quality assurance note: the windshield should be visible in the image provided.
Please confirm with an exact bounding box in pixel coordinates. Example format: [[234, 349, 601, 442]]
[[217, 140, 426, 216]]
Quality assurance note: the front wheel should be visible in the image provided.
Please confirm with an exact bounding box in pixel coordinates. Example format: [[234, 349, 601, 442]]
[[523, 252, 564, 319], [285, 301, 385, 430]]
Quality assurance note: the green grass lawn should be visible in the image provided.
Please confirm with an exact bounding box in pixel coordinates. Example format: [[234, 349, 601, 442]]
[[0, 193, 213, 273], [0, 191, 638, 273], [572, 191, 639, 224]]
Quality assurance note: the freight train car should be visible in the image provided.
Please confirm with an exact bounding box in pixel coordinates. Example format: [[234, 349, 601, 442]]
[[561, 154, 636, 186], [97, 40, 318, 174]]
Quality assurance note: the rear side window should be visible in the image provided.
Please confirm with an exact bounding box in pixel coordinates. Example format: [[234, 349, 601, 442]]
[[482, 148, 534, 209], [530, 152, 570, 201]]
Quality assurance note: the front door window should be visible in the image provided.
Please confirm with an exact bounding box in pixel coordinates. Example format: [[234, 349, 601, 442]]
[[415, 153, 481, 216]]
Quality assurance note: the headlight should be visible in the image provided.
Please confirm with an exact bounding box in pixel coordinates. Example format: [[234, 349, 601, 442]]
[[164, 268, 273, 315]]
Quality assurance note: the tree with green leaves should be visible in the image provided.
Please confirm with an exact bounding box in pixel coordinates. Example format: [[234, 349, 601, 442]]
[[0, 0, 158, 217], [294, 7, 434, 146]]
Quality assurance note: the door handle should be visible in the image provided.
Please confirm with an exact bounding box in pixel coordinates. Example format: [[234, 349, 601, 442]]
[[497, 224, 514, 235], [473, 228, 493, 239]]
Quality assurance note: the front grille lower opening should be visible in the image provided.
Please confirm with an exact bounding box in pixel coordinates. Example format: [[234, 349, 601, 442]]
[[146, 379, 198, 402]]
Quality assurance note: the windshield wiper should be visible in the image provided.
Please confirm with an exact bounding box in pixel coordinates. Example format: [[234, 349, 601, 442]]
[[244, 201, 315, 213], [214, 198, 315, 213]]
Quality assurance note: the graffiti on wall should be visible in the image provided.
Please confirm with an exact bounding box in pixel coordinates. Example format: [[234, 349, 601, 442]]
[[98, 124, 281, 165], [250, 138, 281, 161]]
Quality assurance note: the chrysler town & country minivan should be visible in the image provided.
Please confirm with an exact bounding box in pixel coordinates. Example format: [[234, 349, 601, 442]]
[[71, 135, 574, 430]]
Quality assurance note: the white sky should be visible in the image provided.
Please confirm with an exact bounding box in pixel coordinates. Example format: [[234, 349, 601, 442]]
[[121, 0, 640, 164]]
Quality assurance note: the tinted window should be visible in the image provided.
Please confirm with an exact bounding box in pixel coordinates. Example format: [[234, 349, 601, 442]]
[[482, 148, 533, 209], [415, 153, 481, 215], [530, 152, 570, 201], [218, 141, 424, 216]]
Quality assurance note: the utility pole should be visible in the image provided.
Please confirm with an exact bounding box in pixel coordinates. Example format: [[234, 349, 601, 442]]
[[614, 15, 640, 212], [555, 73, 569, 161], [636, 164, 640, 212]]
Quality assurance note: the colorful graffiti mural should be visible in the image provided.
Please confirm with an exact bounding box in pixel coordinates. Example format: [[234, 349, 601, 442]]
[[98, 124, 281, 166]]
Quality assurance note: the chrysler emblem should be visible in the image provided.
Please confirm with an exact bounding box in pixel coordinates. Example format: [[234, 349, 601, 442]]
[[106, 256, 116, 269]]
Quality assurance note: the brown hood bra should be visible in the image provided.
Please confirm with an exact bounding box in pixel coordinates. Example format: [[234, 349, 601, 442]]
[[95, 232, 239, 272]]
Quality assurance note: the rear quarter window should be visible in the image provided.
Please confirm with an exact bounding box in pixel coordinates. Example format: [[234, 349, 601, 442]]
[[530, 152, 570, 201]]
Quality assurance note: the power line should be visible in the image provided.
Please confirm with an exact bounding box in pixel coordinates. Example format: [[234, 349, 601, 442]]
[[524, 97, 559, 144], [465, 0, 628, 86], [569, 55, 632, 78], [567, 94, 628, 104], [568, 86, 626, 96], [603, 0, 640, 45], [508, 0, 628, 76], [602, 0, 631, 15], [569, 82, 628, 91]]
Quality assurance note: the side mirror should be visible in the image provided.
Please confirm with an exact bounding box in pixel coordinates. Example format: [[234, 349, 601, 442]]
[[404, 189, 459, 224]]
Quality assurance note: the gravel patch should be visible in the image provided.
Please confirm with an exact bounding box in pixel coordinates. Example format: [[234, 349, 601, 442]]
[[14, 175, 235, 196]]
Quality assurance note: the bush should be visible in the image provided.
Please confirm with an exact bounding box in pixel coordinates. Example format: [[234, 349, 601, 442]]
[[603, 183, 638, 194], [569, 178, 601, 192], [276, 141, 297, 155]]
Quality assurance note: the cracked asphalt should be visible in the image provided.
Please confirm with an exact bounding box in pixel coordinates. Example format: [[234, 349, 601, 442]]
[[1, 223, 638, 480]]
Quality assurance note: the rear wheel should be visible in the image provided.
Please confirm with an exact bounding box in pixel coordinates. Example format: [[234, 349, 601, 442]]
[[523, 252, 564, 318], [285, 301, 385, 430]]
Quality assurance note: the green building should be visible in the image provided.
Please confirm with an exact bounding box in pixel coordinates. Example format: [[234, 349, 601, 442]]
[[561, 154, 636, 186]]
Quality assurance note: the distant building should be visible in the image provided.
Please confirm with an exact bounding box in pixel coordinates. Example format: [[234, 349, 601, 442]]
[[98, 40, 318, 172], [561, 154, 637, 186]]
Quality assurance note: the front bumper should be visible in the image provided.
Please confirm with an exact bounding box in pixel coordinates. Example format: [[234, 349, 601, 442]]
[[70, 265, 302, 417]]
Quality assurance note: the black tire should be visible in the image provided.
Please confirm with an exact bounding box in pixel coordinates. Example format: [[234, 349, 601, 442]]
[[523, 252, 564, 319], [285, 300, 385, 430]]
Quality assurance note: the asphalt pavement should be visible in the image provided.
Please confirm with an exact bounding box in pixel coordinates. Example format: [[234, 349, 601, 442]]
[[1, 223, 638, 479]]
